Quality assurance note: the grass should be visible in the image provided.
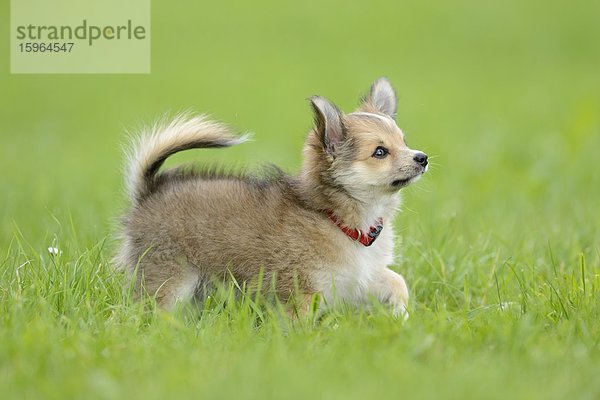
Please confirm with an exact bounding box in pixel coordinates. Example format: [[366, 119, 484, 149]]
[[1, 0, 600, 398]]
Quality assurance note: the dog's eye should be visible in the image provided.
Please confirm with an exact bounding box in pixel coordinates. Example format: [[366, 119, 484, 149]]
[[372, 146, 389, 159]]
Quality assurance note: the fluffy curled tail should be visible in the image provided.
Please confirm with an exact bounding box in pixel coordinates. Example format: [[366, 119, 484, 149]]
[[125, 114, 250, 205]]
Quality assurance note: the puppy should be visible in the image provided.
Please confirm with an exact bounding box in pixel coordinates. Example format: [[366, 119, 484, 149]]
[[115, 78, 428, 316]]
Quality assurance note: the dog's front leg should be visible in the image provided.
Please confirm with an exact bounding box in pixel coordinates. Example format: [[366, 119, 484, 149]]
[[369, 268, 410, 318]]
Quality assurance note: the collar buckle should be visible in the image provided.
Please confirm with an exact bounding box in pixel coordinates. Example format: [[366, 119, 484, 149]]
[[326, 210, 384, 247]]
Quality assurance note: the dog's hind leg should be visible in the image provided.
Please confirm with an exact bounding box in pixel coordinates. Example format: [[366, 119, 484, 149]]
[[136, 259, 201, 310]]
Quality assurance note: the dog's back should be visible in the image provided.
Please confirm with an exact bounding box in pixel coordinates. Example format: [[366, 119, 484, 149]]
[[117, 151, 338, 306]]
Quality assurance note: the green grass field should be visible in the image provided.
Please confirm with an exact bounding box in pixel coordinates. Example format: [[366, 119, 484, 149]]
[[2, 0, 600, 398]]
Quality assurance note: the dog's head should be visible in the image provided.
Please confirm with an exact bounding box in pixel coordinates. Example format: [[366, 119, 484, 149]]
[[305, 78, 428, 202]]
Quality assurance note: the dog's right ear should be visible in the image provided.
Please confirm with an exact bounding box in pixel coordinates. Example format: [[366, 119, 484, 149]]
[[310, 96, 345, 156]]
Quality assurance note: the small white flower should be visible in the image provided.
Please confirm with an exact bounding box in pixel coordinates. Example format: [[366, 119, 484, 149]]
[[499, 301, 518, 311], [47, 246, 62, 256]]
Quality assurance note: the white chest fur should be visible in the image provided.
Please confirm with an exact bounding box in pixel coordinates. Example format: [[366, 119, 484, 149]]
[[313, 226, 396, 306]]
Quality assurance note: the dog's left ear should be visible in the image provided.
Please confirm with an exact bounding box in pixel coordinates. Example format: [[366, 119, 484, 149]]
[[310, 96, 345, 155], [360, 77, 398, 119]]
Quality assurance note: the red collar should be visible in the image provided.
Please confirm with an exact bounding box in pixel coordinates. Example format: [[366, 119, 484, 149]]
[[326, 210, 384, 247]]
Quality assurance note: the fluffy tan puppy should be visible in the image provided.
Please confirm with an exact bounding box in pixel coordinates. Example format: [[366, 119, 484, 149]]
[[115, 78, 428, 316]]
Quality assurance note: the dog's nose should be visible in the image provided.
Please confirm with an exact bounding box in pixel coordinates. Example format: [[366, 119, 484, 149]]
[[413, 152, 428, 167]]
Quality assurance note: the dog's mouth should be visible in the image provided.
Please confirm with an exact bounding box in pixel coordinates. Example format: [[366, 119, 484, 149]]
[[390, 169, 426, 189], [391, 178, 412, 188]]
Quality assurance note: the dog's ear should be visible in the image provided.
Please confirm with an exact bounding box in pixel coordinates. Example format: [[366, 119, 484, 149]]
[[360, 77, 397, 119], [310, 96, 345, 155]]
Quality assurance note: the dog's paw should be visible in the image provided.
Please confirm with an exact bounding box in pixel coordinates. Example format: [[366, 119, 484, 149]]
[[391, 302, 409, 321], [371, 268, 410, 320]]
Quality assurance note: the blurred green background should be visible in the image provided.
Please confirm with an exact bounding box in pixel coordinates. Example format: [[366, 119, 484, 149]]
[[2, 0, 598, 250], [2, 1, 600, 398]]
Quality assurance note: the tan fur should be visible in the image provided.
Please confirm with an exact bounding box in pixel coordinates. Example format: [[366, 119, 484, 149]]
[[115, 78, 428, 317]]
